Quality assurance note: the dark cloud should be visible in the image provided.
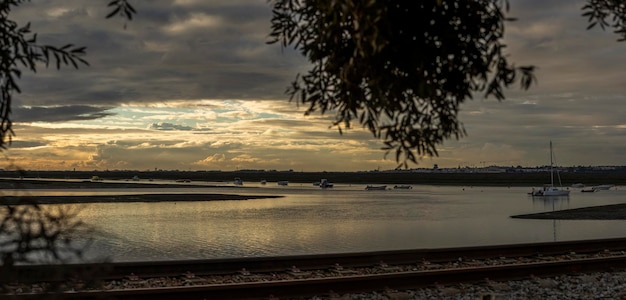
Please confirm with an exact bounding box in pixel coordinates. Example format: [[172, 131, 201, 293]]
[[11, 0, 302, 110], [7, 140, 47, 148], [12, 105, 115, 122], [149, 122, 193, 131]]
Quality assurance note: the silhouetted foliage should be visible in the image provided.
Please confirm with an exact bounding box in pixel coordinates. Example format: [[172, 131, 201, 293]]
[[106, 0, 137, 20], [0, 195, 94, 294], [0, 0, 136, 150], [0, 1, 135, 296], [583, 0, 626, 41], [0, 202, 87, 266], [0, 1, 87, 150], [268, 0, 536, 167], [268, 0, 625, 167]]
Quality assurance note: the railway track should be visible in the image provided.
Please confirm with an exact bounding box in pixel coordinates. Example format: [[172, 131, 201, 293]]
[[4, 238, 626, 299]]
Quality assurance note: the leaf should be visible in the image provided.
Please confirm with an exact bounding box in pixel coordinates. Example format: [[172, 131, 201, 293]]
[[106, 7, 121, 19]]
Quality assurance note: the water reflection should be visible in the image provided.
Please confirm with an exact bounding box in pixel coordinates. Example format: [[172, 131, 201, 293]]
[[531, 195, 573, 242], [532, 195, 570, 211], [4, 185, 625, 262]]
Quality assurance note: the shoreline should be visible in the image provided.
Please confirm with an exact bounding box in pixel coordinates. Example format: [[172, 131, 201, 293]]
[[3, 170, 626, 187]]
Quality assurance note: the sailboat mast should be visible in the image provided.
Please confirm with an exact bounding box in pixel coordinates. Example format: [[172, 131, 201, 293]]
[[550, 141, 554, 186]]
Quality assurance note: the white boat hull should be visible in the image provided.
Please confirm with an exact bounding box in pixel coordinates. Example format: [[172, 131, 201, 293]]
[[531, 186, 570, 196]]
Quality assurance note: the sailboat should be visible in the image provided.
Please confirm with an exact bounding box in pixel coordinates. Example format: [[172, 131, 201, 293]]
[[530, 141, 570, 197]]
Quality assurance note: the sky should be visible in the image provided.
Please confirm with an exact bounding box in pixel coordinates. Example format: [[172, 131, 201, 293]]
[[2, 0, 625, 172]]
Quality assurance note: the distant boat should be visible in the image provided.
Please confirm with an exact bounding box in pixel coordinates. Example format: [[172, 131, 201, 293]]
[[132, 175, 140, 181], [365, 185, 387, 191], [530, 141, 569, 197], [393, 185, 412, 189], [319, 179, 334, 188], [260, 179, 267, 185], [581, 187, 596, 193], [593, 184, 615, 190], [277, 180, 289, 186], [90, 176, 102, 182], [175, 179, 191, 183], [234, 177, 243, 185], [571, 183, 585, 188]]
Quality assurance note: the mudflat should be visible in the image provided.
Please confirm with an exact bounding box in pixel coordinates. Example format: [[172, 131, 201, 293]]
[[0, 194, 283, 205], [0, 178, 282, 204], [511, 203, 626, 220]]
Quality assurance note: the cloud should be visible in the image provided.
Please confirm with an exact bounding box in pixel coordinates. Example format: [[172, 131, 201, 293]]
[[193, 153, 226, 167], [148, 122, 194, 131], [164, 13, 223, 34]]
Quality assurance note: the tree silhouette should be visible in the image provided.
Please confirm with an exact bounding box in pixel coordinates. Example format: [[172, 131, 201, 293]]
[[269, 0, 626, 167], [0, 0, 135, 150], [0, 1, 134, 295]]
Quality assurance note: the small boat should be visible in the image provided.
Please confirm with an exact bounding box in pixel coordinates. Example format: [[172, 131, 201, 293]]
[[393, 185, 412, 189], [132, 175, 140, 181], [277, 180, 289, 186], [175, 179, 191, 183], [319, 179, 334, 188], [90, 176, 102, 182], [593, 184, 615, 190], [260, 179, 267, 185], [365, 185, 387, 191], [581, 187, 596, 193], [234, 177, 243, 185]]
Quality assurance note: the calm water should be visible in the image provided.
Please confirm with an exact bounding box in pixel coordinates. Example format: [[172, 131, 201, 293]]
[[4, 183, 626, 262]]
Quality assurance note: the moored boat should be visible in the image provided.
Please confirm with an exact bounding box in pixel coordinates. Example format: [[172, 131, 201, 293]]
[[593, 184, 615, 190], [530, 141, 569, 197], [365, 185, 387, 191], [393, 185, 412, 189], [319, 179, 334, 188]]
